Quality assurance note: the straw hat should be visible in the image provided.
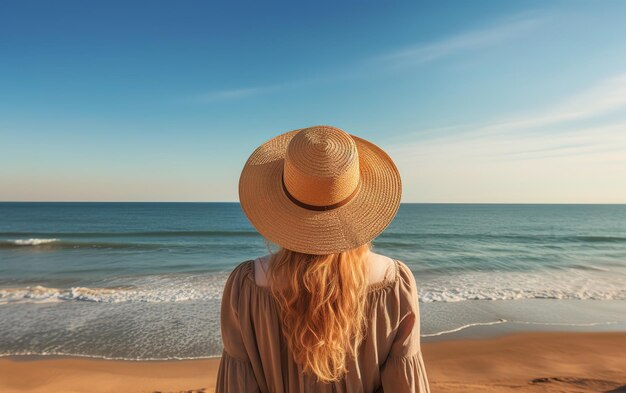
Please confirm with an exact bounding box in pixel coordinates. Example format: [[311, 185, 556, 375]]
[[239, 125, 401, 255]]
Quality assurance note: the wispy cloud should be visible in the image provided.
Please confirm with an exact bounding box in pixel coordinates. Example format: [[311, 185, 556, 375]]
[[195, 12, 543, 102], [478, 74, 626, 135], [388, 74, 626, 203], [379, 13, 543, 67], [396, 73, 626, 147]]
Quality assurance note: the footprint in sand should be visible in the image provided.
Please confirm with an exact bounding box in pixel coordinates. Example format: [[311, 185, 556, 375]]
[[531, 377, 626, 392]]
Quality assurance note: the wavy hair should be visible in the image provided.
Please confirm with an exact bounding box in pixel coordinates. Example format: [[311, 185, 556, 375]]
[[267, 243, 370, 382]]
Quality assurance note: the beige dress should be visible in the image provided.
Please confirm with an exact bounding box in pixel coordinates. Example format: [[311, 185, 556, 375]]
[[216, 259, 430, 393]]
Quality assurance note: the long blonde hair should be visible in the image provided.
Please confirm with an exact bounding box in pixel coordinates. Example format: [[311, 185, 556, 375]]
[[267, 243, 370, 382]]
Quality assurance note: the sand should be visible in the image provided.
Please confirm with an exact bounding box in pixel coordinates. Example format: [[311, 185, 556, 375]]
[[0, 332, 624, 393]]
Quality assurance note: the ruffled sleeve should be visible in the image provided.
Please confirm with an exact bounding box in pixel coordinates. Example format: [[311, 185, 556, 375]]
[[215, 261, 261, 393], [380, 261, 430, 393]]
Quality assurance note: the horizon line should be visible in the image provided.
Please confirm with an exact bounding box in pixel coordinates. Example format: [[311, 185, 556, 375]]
[[1, 201, 625, 205]]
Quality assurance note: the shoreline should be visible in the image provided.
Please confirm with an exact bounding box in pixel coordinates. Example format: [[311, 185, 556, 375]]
[[1, 331, 624, 393]]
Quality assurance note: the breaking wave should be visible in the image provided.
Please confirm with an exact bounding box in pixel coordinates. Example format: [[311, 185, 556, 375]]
[[1, 239, 184, 250], [9, 238, 58, 246], [1, 268, 625, 305], [0, 274, 228, 304], [418, 268, 626, 302]]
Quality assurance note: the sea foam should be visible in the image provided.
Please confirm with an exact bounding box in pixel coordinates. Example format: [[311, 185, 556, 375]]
[[418, 268, 626, 302], [1, 267, 625, 305], [0, 274, 227, 304], [12, 238, 58, 246]]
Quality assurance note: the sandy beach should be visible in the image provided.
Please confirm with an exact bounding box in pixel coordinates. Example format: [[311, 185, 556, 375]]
[[1, 332, 624, 393]]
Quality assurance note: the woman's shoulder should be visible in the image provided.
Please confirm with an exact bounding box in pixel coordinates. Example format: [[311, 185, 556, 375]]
[[223, 259, 255, 294], [369, 256, 419, 307], [224, 255, 418, 298], [367, 253, 416, 291], [229, 258, 254, 276], [395, 259, 418, 291], [392, 260, 420, 314]]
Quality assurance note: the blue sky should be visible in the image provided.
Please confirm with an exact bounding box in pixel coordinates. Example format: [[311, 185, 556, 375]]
[[1, 1, 625, 202]]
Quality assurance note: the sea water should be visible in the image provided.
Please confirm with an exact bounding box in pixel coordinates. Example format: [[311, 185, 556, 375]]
[[1, 203, 625, 359]]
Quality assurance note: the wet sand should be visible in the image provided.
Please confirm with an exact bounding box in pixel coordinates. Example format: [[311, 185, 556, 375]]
[[0, 332, 624, 393]]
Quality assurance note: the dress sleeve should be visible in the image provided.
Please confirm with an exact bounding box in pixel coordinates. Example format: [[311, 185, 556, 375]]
[[380, 261, 430, 393], [215, 262, 261, 393]]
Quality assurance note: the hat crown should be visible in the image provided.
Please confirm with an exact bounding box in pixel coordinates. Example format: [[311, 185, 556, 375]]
[[284, 126, 360, 207]]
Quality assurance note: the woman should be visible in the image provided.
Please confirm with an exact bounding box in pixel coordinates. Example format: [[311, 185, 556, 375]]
[[217, 126, 429, 392]]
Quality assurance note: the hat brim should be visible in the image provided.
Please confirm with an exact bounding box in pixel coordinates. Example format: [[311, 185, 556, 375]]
[[239, 129, 401, 255]]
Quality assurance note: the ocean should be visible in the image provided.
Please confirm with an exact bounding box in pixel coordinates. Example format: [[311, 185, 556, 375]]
[[1, 202, 625, 360]]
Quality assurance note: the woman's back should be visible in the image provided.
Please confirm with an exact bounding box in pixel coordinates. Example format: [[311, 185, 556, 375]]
[[216, 256, 430, 393], [220, 125, 429, 392]]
